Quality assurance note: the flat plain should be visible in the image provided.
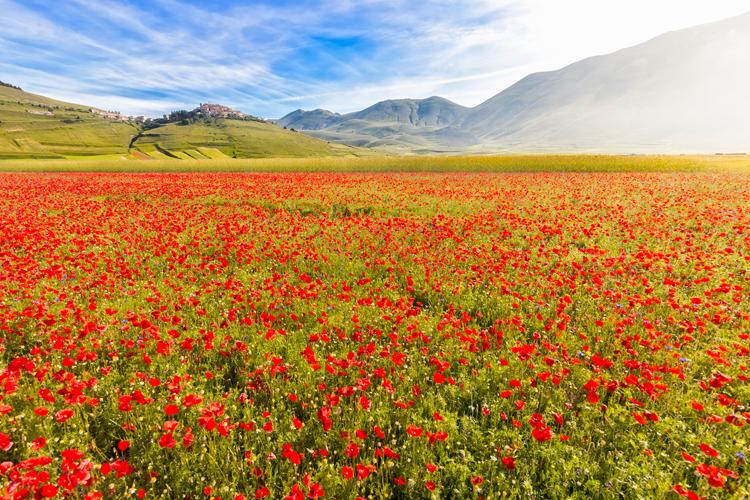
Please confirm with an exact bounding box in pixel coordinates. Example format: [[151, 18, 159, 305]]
[[0, 157, 748, 498], [0, 154, 748, 173]]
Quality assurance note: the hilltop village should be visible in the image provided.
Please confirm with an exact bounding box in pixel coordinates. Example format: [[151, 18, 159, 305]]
[[82, 103, 263, 127]]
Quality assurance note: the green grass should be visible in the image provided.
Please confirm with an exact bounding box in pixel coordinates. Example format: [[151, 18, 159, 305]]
[[0, 86, 138, 158], [0, 154, 748, 172], [0, 84, 89, 109], [197, 147, 230, 159], [132, 119, 361, 159]]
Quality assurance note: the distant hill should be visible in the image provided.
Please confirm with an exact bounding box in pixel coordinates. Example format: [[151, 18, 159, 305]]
[[278, 96, 471, 151], [276, 109, 343, 130], [0, 85, 360, 159], [346, 96, 468, 127], [281, 12, 750, 154], [458, 11, 750, 153]]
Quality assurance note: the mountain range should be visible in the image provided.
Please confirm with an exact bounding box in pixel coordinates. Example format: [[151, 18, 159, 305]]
[[277, 11, 750, 154], [1, 12, 749, 158]]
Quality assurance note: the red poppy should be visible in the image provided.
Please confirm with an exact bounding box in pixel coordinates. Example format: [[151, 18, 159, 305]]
[[40, 484, 58, 498], [55, 409, 74, 423], [159, 433, 176, 449], [307, 483, 325, 498], [532, 426, 553, 442], [344, 442, 359, 459], [342, 466, 354, 480], [699, 443, 719, 457], [0, 433, 12, 452]]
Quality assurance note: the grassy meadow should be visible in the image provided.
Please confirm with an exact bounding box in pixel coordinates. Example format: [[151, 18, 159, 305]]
[[1, 171, 748, 498], [0, 153, 748, 172]]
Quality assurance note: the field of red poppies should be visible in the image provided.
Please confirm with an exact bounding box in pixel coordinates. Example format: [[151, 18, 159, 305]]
[[1, 172, 748, 499]]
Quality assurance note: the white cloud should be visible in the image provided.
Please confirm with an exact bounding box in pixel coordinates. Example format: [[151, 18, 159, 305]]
[[298, 0, 750, 111], [1, 0, 747, 116]]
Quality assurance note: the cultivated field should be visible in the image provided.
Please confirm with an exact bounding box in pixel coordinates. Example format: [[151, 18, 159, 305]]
[[0, 161, 748, 498], [0, 85, 138, 160], [131, 121, 361, 160], [0, 154, 748, 173]]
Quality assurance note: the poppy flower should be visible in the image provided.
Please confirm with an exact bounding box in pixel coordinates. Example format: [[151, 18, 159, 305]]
[[342, 466, 354, 480], [344, 442, 359, 459], [532, 426, 553, 442], [55, 409, 74, 423], [164, 404, 179, 416], [159, 433, 176, 449], [40, 484, 58, 498], [0, 433, 12, 452], [699, 443, 719, 457], [31, 437, 46, 450], [307, 483, 325, 498]]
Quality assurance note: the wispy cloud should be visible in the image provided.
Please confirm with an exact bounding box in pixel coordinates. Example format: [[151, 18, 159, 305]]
[[1, 0, 747, 117]]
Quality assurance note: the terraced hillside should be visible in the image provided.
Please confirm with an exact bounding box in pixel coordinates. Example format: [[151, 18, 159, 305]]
[[134, 119, 357, 159], [0, 84, 138, 159]]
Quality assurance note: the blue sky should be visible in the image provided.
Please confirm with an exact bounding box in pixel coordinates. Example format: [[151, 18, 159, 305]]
[[1, 0, 748, 117]]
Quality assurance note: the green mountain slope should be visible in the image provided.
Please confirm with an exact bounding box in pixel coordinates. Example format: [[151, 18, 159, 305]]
[[0, 84, 138, 159], [133, 119, 359, 159]]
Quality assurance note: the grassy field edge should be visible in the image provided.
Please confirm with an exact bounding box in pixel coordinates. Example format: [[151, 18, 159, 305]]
[[0, 154, 748, 173]]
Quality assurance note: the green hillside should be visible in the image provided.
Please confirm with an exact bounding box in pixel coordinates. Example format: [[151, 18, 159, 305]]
[[0, 84, 138, 159], [133, 119, 358, 159], [0, 83, 365, 160]]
